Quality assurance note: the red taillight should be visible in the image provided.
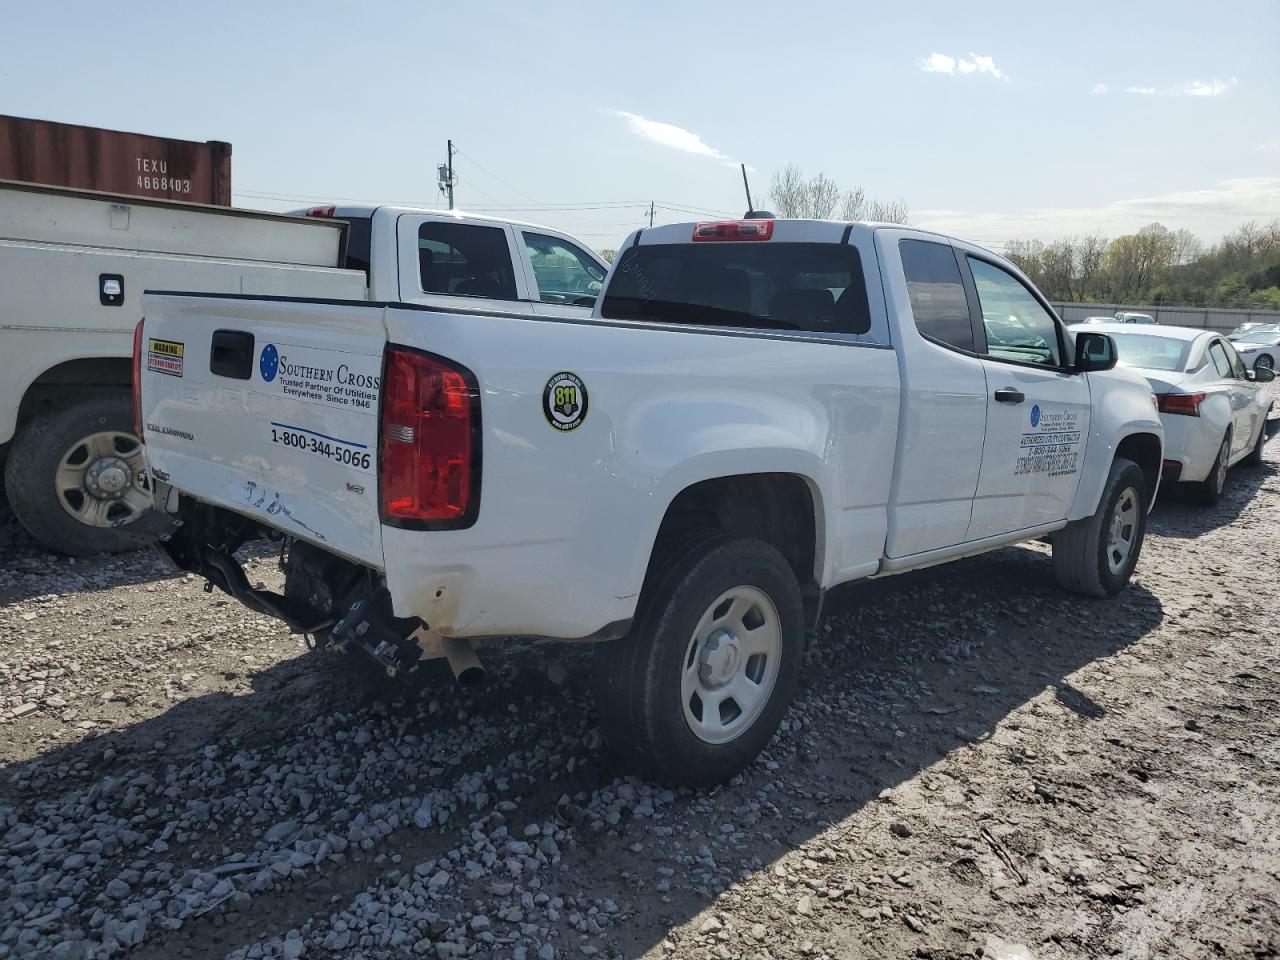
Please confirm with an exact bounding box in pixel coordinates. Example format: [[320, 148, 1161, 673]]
[[692, 220, 774, 242], [1156, 392, 1204, 417], [379, 346, 480, 527], [305, 205, 336, 217], [131, 319, 145, 437]]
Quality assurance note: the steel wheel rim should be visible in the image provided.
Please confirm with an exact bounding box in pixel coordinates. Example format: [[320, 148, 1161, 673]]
[[1105, 486, 1140, 575], [54, 431, 151, 528], [680, 585, 782, 745]]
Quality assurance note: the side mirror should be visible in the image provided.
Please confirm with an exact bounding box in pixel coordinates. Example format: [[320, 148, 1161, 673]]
[[1250, 366, 1276, 383], [1075, 331, 1117, 373]]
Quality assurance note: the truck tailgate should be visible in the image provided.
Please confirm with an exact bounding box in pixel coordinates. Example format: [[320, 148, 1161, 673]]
[[140, 293, 387, 566]]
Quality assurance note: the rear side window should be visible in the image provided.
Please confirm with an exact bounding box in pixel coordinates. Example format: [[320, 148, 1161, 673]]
[[418, 222, 517, 301], [899, 239, 974, 352], [1208, 341, 1233, 378], [601, 242, 871, 336]]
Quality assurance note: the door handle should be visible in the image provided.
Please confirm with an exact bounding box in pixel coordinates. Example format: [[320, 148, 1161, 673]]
[[994, 388, 1025, 404], [210, 329, 256, 380]]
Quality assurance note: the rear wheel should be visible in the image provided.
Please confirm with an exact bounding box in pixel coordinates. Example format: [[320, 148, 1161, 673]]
[[3, 394, 165, 556], [593, 534, 804, 787], [1243, 416, 1270, 467], [1256, 355, 1274, 372], [1052, 457, 1147, 598], [1193, 434, 1230, 506]]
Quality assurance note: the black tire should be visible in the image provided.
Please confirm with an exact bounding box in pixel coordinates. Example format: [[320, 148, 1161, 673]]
[[1052, 457, 1148, 598], [1243, 415, 1270, 467], [1192, 433, 1231, 506], [1256, 355, 1274, 372], [3, 393, 166, 556], [592, 534, 805, 788]]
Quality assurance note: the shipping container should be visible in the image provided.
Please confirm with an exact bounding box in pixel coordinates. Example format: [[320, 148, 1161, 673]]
[[0, 114, 231, 205]]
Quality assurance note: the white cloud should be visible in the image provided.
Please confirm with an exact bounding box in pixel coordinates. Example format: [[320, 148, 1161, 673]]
[[1121, 77, 1238, 97], [915, 177, 1280, 247], [917, 52, 1009, 81], [1179, 77, 1237, 97], [1091, 83, 1109, 95], [609, 110, 731, 162], [917, 52, 956, 74]]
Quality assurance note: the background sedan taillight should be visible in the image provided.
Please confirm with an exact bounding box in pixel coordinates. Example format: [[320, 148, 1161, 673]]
[[1156, 392, 1205, 417]]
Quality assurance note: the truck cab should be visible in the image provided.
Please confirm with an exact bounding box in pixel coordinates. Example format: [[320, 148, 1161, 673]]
[[303, 205, 609, 321]]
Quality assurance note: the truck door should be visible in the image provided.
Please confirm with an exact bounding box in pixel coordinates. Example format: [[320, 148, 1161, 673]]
[[881, 236, 988, 558], [396, 215, 532, 313], [962, 254, 1092, 539]]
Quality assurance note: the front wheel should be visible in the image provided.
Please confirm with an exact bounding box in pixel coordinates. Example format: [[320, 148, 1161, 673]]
[[1052, 458, 1148, 598], [1256, 355, 1274, 373], [592, 535, 804, 788]]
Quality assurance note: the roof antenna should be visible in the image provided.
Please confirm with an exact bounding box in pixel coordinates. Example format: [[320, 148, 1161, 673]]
[[741, 163, 774, 220]]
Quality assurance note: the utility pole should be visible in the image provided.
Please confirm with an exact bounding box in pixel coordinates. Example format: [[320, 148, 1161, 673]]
[[446, 139, 455, 210], [438, 140, 456, 210], [648, 201, 655, 228]]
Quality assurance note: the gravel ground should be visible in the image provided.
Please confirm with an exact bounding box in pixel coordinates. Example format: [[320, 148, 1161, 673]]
[[2, 411, 1278, 960]]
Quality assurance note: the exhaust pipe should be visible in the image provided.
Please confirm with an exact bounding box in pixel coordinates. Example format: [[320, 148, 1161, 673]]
[[441, 637, 486, 687]]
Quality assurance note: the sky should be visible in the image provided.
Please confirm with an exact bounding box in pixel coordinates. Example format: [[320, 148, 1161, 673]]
[[3, 0, 1278, 254]]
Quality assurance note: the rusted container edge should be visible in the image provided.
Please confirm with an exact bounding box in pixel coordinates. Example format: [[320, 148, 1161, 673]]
[[0, 114, 231, 205]]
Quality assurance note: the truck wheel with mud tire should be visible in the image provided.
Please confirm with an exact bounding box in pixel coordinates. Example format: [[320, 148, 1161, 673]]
[[3, 393, 165, 556], [1052, 457, 1147, 598], [593, 534, 805, 788]]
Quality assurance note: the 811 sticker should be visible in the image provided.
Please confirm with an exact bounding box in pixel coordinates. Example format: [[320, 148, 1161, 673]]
[[543, 372, 587, 431]]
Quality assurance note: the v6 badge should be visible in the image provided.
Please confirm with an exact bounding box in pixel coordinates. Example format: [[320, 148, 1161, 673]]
[[543, 372, 588, 432]]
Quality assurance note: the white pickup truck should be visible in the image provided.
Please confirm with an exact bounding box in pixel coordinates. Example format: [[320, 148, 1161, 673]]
[[1, 180, 607, 554], [137, 218, 1163, 786]]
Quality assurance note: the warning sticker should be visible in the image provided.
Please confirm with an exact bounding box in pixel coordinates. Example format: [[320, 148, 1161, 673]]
[[147, 339, 184, 378]]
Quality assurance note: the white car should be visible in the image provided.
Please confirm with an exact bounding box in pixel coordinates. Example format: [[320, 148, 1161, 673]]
[[1079, 315, 1116, 325], [1114, 311, 1157, 325], [1228, 321, 1278, 341], [1071, 323, 1274, 505], [1231, 328, 1280, 372]]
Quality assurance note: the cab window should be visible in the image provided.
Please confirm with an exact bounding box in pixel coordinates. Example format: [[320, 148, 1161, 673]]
[[418, 222, 517, 301], [899, 239, 973, 352], [522, 232, 606, 306], [968, 258, 1062, 367]]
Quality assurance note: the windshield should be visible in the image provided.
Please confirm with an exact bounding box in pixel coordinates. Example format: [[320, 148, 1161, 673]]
[[602, 242, 871, 335], [1237, 329, 1279, 344], [1108, 333, 1192, 372]]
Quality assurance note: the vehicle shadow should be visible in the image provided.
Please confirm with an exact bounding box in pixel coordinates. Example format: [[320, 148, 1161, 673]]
[[0, 532, 1172, 959]]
